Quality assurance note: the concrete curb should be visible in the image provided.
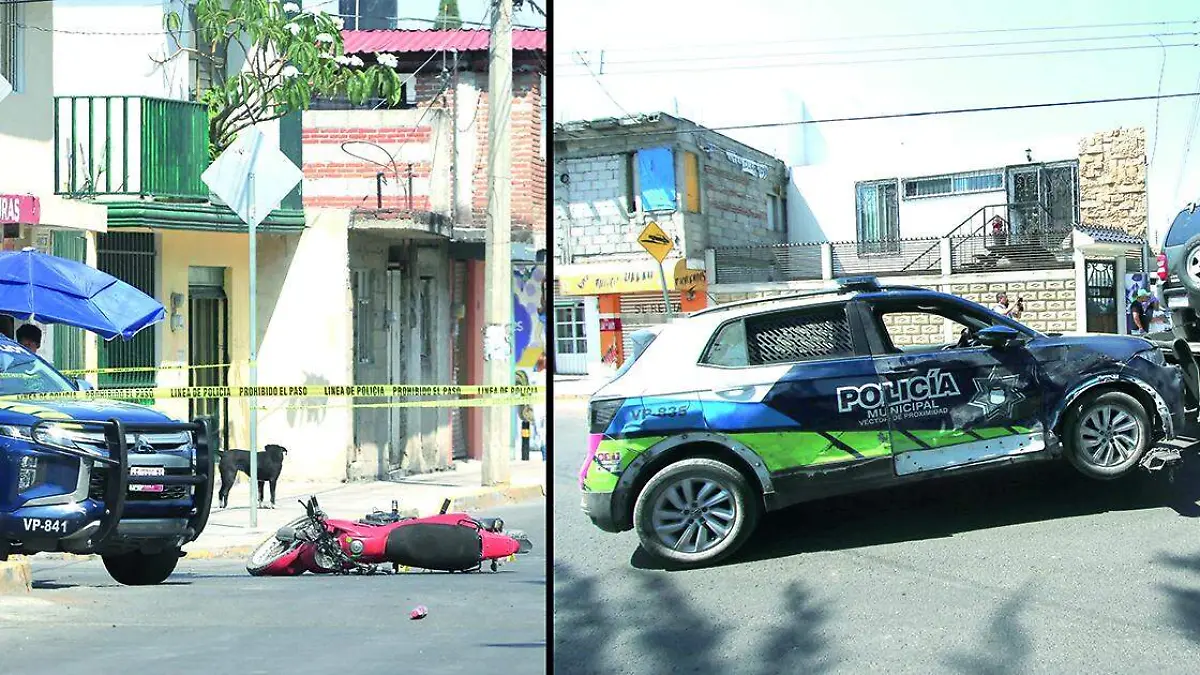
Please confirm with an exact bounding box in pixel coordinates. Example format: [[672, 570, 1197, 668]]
[[445, 484, 546, 513], [0, 559, 32, 595]]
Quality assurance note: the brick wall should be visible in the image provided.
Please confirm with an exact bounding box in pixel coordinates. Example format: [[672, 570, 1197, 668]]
[[469, 71, 545, 233], [694, 140, 787, 250], [301, 70, 544, 233]]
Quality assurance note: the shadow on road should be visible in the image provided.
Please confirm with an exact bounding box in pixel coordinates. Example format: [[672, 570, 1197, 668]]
[[555, 559, 833, 673], [943, 584, 1034, 675], [1155, 551, 1200, 644], [633, 461, 1200, 571]]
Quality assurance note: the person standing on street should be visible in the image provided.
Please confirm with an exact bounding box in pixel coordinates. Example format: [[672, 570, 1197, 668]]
[[1130, 288, 1156, 335]]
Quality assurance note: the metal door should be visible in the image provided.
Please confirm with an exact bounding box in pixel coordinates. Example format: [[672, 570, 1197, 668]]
[[96, 232, 156, 404], [450, 260, 468, 460], [188, 267, 229, 451], [554, 301, 588, 375], [385, 268, 406, 473], [418, 275, 437, 465], [1085, 260, 1118, 334]]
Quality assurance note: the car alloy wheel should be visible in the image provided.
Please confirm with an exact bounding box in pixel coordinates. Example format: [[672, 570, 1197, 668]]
[[649, 477, 737, 554], [1077, 404, 1143, 468]]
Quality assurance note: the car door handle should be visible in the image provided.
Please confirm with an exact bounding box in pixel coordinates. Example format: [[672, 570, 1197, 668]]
[[884, 367, 919, 376], [715, 387, 755, 400]]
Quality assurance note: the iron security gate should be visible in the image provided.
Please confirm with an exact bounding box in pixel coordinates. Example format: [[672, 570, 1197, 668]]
[[96, 232, 156, 403], [450, 260, 468, 460], [188, 267, 229, 452], [51, 231, 87, 372], [1085, 260, 1117, 334]]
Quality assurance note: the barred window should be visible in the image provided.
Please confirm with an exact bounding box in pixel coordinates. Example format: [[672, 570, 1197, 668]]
[[0, 3, 20, 93], [744, 305, 855, 365]]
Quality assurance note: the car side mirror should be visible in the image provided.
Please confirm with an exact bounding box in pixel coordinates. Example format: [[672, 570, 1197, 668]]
[[74, 377, 95, 391], [978, 325, 1021, 349]]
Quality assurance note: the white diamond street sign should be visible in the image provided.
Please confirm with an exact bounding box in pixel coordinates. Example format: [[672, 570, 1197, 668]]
[[0, 73, 12, 106], [201, 126, 303, 229], [200, 125, 301, 529]]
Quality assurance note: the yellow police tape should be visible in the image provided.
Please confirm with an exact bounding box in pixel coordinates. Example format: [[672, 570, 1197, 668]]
[[2, 384, 545, 402], [255, 396, 536, 411]]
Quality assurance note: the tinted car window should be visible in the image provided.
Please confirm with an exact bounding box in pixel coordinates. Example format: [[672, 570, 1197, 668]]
[[744, 305, 855, 366], [1165, 208, 1200, 247], [701, 319, 749, 367]]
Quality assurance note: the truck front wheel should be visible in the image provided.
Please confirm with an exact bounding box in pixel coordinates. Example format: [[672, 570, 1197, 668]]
[[102, 549, 181, 586]]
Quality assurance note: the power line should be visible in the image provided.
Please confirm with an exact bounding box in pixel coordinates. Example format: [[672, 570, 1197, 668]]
[[558, 30, 1198, 69], [557, 18, 1200, 57], [572, 50, 633, 119], [571, 91, 1200, 138], [1149, 36, 1169, 167], [555, 42, 1200, 77]]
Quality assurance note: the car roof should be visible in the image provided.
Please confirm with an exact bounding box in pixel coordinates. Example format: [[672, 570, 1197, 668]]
[[684, 282, 961, 326]]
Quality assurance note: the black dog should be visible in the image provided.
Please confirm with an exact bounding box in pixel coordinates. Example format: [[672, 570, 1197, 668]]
[[217, 444, 288, 509]]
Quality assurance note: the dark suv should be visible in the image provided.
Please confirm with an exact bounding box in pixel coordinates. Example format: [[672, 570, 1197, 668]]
[[1157, 204, 1200, 338]]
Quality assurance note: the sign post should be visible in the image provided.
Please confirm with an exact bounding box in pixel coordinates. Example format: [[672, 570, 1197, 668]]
[[201, 127, 302, 527], [637, 221, 675, 317]]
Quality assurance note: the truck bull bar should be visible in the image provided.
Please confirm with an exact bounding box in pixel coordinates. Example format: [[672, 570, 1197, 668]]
[[28, 417, 216, 553]]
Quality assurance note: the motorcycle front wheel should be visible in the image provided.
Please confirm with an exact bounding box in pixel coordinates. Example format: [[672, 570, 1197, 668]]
[[246, 517, 310, 576]]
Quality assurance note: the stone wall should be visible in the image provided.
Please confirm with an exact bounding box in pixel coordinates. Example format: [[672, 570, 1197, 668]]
[[950, 279, 1078, 334], [1079, 127, 1147, 237]]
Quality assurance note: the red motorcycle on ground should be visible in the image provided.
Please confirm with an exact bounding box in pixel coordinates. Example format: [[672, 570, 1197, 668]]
[[246, 496, 533, 576]]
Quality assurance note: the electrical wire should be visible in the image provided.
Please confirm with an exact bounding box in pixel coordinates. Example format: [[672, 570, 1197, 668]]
[[574, 91, 1200, 138], [1150, 36, 1169, 167], [555, 42, 1200, 77], [558, 18, 1200, 57], [560, 30, 1198, 69], [573, 50, 633, 118]]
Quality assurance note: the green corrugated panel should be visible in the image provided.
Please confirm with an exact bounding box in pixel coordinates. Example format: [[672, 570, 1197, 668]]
[[51, 231, 87, 372], [280, 110, 303, 210]]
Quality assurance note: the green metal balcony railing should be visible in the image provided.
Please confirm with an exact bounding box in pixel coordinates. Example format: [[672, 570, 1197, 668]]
[[54, 96, 210, 200]]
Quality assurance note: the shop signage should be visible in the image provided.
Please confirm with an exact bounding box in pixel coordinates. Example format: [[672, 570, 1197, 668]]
[[559, 259, 709, 297], [0, 195, 39, 225]]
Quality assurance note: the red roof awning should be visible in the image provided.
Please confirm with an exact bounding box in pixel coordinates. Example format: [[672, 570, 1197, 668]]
[[342, 29, 546, 55]]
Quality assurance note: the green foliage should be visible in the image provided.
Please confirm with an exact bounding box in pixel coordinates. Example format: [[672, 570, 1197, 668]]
[[167, 0, 405, 158], [435, 0, 463, 30]]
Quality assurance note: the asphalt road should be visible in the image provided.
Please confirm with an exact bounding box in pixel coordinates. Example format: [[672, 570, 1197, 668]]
[[552, 400, 1200, 674], [0, 500, 546, 675]]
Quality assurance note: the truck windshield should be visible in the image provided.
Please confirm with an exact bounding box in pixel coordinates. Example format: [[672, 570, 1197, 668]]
[[0, 346, 75, 396]]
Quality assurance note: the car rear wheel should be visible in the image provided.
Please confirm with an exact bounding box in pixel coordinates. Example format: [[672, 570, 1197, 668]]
[[1064, 391, 1150, 480], [633, 457, 759, 567]]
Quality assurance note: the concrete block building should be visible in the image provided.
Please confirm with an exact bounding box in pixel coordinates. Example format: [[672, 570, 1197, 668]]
[[552, 113, 788, 375]]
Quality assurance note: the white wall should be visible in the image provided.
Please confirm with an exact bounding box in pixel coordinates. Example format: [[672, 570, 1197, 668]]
[[788, 132, 1082, 243], [53, 0, 189, 99], [255, 209, 354, 481]]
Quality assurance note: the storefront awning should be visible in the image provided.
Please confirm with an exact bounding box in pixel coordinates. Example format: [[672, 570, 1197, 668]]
[[558, 258, 707, 296]]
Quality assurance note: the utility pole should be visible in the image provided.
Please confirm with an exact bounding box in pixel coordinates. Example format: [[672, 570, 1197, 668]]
[[482, 0, 513, 487]]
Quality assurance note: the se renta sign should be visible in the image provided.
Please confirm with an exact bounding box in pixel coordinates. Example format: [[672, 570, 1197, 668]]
[[0, 195, 40, 225]]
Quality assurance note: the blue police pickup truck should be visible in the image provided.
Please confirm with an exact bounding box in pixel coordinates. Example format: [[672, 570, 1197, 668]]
[[0, 336, 215, 585]]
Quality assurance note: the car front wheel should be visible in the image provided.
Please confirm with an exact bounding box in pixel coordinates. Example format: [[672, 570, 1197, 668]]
[[102, 549, 181, 586], [633, 457, 760, 567], [1063, 390, 1150, 480]]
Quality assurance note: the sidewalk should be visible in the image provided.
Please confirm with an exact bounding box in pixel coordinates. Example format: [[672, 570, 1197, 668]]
[[554, 373, 611, 402], [47, 458, 546, 564]]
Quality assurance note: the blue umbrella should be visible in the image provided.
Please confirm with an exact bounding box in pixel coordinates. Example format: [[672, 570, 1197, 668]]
[[0, 248, 165, 340]]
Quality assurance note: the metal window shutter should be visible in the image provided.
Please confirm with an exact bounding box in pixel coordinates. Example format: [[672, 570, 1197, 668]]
[[619, 292, 681, 361]]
